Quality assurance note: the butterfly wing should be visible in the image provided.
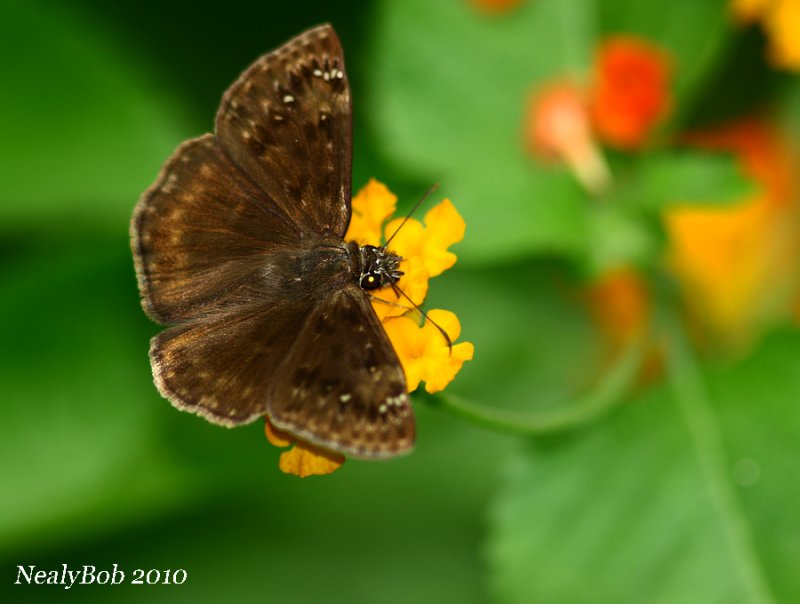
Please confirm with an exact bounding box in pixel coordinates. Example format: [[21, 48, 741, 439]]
[[150, 300, 308, 426], [267, 285, 414, 459], [135, 25, 412, 458], [132, 24, 351, 323], [150, 281, 414, 459], [215, 24, 352, 238], [132, 134, 304, 323]]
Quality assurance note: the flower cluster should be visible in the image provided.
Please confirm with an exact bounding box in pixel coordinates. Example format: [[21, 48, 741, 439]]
[[525, 36, 672, 192], [526, 31, 800, 358], [265, 180, 473, 477], [586, 119, 800, 355]]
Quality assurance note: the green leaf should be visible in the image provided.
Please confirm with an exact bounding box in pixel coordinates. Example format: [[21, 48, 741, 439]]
[[621, 150, 757, 210], [487, 328, 800, 603], [0, 243, 193, 552], [583, 201, 662, 275], [370, 0, 596, 263], [0, 1, 187, 228], [425, 261, 604, 413]]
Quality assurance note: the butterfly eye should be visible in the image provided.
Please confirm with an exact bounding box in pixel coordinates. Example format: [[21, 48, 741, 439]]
[[360, 273, 381, 290]]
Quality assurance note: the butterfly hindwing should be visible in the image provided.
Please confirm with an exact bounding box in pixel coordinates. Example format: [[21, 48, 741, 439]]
[[267, 285, 414, 459], [150, 300, 309, 426], [215, 24, 352, 238]]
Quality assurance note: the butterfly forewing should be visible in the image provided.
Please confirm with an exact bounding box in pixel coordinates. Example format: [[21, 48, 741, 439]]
[[268, 286, 414, 459], [215, 25, 352, 238], [132, 135, 303, 323]]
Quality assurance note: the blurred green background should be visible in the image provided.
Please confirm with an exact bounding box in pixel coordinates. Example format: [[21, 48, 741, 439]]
[[2, 0, 799, 602]]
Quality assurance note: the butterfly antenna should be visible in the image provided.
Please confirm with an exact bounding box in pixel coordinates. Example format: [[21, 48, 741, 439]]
[[384, 183, 440, 248], [390, 283, 453, 353]]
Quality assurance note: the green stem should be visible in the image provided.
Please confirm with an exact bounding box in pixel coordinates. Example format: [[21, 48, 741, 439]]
[[662, 308, 775, 604], [423, 338, 644, 436]]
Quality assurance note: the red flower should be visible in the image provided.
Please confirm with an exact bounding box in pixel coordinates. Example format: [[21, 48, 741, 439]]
[[590, 37, 672, 149]]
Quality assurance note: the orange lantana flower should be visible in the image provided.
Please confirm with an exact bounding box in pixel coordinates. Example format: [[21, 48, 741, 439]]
[[590, 37, 672, 149], [665, 120, 800, 347], [586, 268, 650, 350], [265, 180, 472, 477]]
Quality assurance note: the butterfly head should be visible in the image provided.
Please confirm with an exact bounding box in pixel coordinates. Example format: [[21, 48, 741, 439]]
[[358, 245, 403, 291]]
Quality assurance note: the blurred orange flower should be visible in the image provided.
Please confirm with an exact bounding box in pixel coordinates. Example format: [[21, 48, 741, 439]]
[[590, 37, 672, 149], [586, 268, 650, 349], [732, 0, 800, 70], [471, 0, 523, 13], [265, 180, 472, 477], [588, 121, 799, 355], [525, 36, 671, 191], [524, 82, 610, 194], [664, 120, 800, 347], [585, 268, 664, 382]]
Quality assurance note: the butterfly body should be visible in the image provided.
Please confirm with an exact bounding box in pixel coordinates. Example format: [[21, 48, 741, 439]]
[[131, 25, 415, 460]]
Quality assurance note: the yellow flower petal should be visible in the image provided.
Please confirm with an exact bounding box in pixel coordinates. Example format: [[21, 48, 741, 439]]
[[426, 309, 463, 342], [382, 309, 473, 394], [345, 179, 397, 246], [764, 0, 800, 70], [384, 216, 424, 257], [383, 200, 465, 278], [424, 342, 475, 394], [265, 418, 345, 477], [731, 0, 772, 22], [264, 419, 292, 447], [279, 443, 345, 478], [422, 200, 466, 277], [382, 315, 427, 391]]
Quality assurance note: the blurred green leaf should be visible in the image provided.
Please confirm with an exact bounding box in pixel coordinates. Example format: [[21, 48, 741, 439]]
[[583, 202, 662, 275], [621, 150, 756, 210], [0, 1, 187, 228], [487, 328, 800, 603], [426, 261, 604, 412], [370, 0, 736, 264], [0, 242, 195, 553], [370, 0, 596, 263]]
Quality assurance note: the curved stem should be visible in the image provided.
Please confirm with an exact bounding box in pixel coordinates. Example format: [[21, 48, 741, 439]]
[[422, 338, 645, 436]]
